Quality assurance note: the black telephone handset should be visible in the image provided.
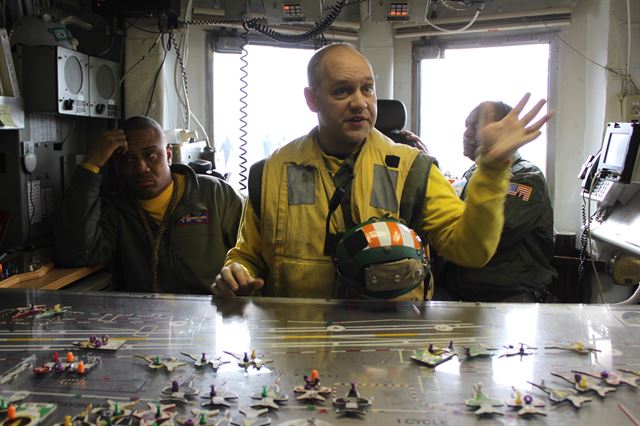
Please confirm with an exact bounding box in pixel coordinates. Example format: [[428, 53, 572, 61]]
[[578, 151, 601, 191]]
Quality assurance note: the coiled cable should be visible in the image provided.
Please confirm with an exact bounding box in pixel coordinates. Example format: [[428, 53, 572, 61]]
[[237, 23, 250, 192], [245, 0, 346, 44], [169, 31, 190, 128]]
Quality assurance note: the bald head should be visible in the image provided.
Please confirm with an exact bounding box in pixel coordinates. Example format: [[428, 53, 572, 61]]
[[121, 116, 166, 145], [307, 43, 369, 91]]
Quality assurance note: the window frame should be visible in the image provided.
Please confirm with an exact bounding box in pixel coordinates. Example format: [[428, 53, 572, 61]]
[[411, 33, 558, 200]]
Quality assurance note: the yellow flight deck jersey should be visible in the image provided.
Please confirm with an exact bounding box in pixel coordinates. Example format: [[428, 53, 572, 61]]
[[226, 128, 509, 300]]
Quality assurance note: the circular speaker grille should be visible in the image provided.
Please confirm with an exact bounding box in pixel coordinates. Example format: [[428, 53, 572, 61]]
[[64, 56, 83, 94], [96, 64, 115, 99]]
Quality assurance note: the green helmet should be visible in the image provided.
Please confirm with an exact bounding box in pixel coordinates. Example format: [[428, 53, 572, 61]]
[[335, 217, 428, 298]]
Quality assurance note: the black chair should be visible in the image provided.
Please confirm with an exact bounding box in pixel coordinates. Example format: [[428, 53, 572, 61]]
[[189, 159, 228, 180], [374, 99, 407, 140]]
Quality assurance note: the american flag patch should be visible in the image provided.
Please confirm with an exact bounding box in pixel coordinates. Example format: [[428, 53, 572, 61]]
[[176, 210, 209, 226], [507, 183, 533, 201]]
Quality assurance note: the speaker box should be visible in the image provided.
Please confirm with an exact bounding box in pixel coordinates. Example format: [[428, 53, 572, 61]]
[[89, 56, 120, 119], [22, 46, 89, 116]]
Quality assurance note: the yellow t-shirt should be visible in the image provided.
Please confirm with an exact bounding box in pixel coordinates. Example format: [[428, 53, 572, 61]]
[[137, 174, 186, 223]]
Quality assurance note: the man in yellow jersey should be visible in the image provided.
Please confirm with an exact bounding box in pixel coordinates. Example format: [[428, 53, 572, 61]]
[[212, 43, 552, 300], [54, 116, 243, 293]]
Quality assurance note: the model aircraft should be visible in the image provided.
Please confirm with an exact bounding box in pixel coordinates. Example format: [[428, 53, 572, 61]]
[[464, 383, 503, 416], [132, 402, 177, 426], [201, 383, 239, 408], [11, 304, 46, 320], [223, 350, 273, 372], [161, 378, 200, 404], [527, 380, 592, 408], [506, 387, 546, 417], [551, 372, 616, 397], [135, 355, 186, 372], [181, 352, 229, 371], [545, 341, 600, 354], [250, 379, 288, 410], [293, 370, 331, 401], [332, 383, 372, 416]]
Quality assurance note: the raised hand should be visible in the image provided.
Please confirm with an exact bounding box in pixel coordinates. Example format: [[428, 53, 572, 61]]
[[476, 93, 554, 164], [85, 129, 128, 168]]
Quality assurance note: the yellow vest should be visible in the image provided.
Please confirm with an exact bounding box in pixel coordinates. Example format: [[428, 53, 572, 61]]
[[255, 128, 427, 300]]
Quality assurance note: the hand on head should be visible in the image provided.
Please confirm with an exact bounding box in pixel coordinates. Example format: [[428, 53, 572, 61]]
[[211, 263, 264, 299], [86, 129, 128, 168], [476, 93, 553, 164]]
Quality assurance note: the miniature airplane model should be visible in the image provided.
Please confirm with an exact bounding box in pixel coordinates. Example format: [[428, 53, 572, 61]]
[[11, 304, 46, 320], [294, 370, 331, 402], [176, 408, 220, 426], [59, 400, 137, 426], [224, 350, 273, 372], [132, 402, 177, 426], [33, 352, 101, 376], [233, 408, 271, 426], [464, 383, 503, 416], [161, 378, 200, 404], [181, 352, 229, 371], [551, 372, 616, 397], [135, 355, 187, 373], [545, 342, 600, 354], [410, 342, 455, 368], [506, 387, 546, 417], [201, 383, 239, 408], [250, 379, 288, 410], [0, 356, 35, 384], [499, 343, 536, 359], [332, 383, 372, 416], [73, 335, 125, 351], [35, 304, 71, 319], [572, 369, 639, 388], [457, 344, 497, 361], [527, 380, 592, 408]]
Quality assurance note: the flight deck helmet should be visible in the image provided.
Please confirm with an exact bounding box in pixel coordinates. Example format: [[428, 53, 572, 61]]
[[334, 217, 428, 298]]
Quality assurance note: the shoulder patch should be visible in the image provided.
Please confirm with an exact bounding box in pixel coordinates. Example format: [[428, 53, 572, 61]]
[[507, 183, 533, 201]]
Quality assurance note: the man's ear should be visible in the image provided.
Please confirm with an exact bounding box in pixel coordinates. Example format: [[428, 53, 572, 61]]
[[166, 144, 173, 165], [304, 87, 318, 113]]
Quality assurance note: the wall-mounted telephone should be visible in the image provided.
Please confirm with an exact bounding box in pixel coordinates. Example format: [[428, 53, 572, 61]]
[[578, 151, 600, 190], [579, 151, 624, 208]]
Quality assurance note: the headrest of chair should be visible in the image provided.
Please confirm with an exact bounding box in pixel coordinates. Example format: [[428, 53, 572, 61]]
[[375, 99, 407, 134]]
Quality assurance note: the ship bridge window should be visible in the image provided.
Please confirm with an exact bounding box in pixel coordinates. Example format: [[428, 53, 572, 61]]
[[213, 44, 316, 193], [417, 43, 550, 180]]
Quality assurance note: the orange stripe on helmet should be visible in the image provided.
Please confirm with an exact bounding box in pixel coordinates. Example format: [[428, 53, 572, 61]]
[[387, 221, 403, 246], [362, 223, 381, 248]]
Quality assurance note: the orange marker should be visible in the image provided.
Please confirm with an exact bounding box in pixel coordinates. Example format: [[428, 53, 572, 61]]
[[311, 369, 319, 381], [77, 360, 85, 374], [66, 352, 74, 363], [7, 405, 16, 420]]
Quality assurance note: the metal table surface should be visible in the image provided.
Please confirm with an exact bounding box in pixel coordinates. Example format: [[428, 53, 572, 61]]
[[0, 289, 638, 425]]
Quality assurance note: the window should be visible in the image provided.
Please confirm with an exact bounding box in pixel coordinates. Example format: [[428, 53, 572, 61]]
[[213, 44, 317, 192], [419, 43, 550, 180]]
